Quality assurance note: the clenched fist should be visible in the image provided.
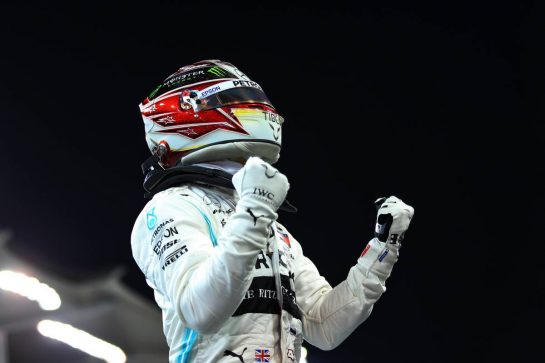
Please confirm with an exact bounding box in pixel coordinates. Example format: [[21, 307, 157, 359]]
[[374, 196, 414, 244], [232, 157, 290, 212]]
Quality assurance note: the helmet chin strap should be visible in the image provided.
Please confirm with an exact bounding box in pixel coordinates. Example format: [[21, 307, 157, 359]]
[[193, 160, 244, 175], [141, 156, 297, 213]]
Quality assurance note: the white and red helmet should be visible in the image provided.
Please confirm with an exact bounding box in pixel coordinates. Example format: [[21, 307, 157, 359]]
[[140, 60, 283, 168]]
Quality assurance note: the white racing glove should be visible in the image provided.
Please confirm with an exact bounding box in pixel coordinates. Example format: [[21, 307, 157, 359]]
[[374, 196, 414, 244], [166, 158, 290, 333], [232, 156, 290, 214]]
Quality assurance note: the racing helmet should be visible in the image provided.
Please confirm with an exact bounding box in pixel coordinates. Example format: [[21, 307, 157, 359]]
[[139, 60, 283, 168]]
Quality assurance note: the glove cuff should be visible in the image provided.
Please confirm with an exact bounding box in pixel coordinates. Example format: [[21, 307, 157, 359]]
[[357, 238, 400, 281]]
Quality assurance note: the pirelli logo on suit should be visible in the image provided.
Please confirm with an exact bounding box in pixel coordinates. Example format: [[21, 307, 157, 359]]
[[161, 245, 189, 270]]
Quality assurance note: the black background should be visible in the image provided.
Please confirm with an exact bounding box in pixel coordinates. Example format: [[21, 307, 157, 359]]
[[1, 1, 544, 362]]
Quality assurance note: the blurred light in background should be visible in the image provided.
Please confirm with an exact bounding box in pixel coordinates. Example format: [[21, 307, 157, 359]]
[[301, 346, 308, 363], [0, 270, 61, 310], [37, 320, 127, 363]]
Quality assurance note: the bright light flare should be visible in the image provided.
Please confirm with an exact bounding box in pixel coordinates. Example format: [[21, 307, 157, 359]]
[[301, 346, 309, 363], [0, 270, 61, 310], [37, 320, 126, 363]]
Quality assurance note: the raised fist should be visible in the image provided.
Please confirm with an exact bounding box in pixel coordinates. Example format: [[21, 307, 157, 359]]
[[374, 196, 414, 244], [232, 157, 289, 211]]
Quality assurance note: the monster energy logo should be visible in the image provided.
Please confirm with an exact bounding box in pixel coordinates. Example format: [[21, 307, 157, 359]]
[[208, 66, 227, 77], [148, 84, 162, 99]]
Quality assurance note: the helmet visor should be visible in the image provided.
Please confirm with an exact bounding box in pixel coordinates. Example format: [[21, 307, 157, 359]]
[[184, 80, 274, 112], [199, 87, 274, 111]]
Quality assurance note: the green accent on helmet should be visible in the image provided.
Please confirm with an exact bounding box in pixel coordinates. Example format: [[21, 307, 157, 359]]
[[207, 66, 226, 77], [148, 84, 162, 99]]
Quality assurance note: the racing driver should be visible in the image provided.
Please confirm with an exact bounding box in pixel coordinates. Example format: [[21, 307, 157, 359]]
[[131, 59, 415, 363]]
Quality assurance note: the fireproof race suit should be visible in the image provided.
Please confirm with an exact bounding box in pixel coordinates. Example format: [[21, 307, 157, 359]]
[[131, 160, 405, 363]]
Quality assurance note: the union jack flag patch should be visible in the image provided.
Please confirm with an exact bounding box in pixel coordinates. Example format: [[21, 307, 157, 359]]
[[255, 348, 271, 362]]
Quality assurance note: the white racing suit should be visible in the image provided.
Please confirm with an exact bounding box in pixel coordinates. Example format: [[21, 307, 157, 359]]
[[131, 184, 401, 363]]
